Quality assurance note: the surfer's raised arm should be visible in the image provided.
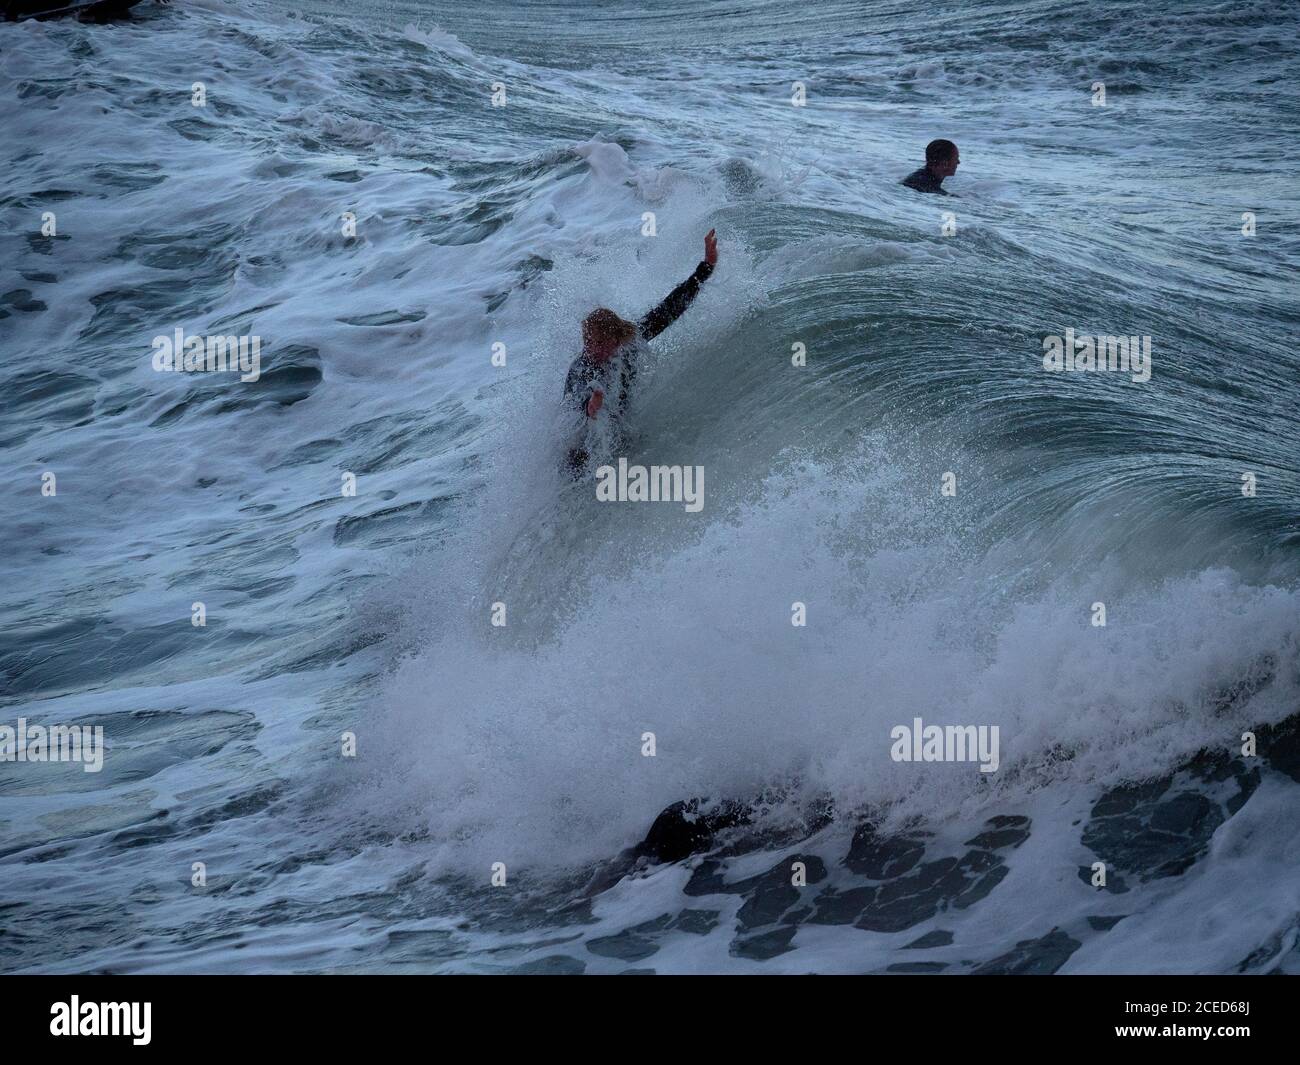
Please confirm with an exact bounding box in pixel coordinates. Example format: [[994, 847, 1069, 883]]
[[638, 229, 719, 342]]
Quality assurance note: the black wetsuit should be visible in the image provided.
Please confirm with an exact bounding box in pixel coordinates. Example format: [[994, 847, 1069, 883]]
[[901, 166, 948, 195], [563, 259, 715, 424]]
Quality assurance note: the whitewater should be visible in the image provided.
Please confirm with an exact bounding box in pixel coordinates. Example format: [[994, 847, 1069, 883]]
[[1, 0, 1298, 974]]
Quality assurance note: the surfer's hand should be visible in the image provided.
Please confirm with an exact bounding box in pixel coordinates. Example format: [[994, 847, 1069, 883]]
[[704, 228, 718, 266], [586, 390, 604, 418]]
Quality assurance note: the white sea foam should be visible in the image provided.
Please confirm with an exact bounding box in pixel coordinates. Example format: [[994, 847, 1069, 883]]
[[362, 429, 1300, 872]]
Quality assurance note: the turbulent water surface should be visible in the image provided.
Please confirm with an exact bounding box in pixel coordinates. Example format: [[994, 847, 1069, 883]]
[[2, 0, 1299, 973]]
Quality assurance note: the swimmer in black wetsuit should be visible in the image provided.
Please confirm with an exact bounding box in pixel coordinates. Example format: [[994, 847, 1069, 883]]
[[902, 139, 960, 195], [563, 228, 718, 471]]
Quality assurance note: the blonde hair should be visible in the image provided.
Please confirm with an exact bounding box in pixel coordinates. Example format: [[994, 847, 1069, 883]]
[[583, 308, 636, 349]]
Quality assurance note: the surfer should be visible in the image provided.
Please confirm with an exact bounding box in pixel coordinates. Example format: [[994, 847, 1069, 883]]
[[564, 228, 718, 471], [901, 139, 959, 195]]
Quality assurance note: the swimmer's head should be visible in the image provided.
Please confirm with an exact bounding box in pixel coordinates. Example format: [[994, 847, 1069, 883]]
[[582, 308, 636, 363], [926, 139, 960, 178]]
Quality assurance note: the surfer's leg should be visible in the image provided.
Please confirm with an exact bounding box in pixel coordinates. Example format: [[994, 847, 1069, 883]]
[[565, 446, 589, 477]]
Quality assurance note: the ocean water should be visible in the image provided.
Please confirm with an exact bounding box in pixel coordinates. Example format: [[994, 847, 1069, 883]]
[[1, 0, 1299, 974]]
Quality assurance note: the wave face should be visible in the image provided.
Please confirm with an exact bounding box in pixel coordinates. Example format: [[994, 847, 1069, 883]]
[[2, 0, 1299, 973]]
